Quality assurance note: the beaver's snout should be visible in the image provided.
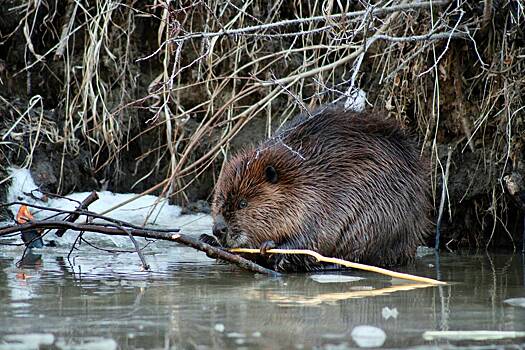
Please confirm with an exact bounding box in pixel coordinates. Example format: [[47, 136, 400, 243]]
[[212, 214, 228, 240]]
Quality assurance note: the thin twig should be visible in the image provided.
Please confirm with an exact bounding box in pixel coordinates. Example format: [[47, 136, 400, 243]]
[[67, 231, 83, 267], [54, 0, 78, 60], [120, 226, 150, 271], [171, 1, 451, 42], [435, 146, 453, 251]]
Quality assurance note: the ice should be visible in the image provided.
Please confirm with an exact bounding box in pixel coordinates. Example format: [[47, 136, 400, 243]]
[[310, 274, 364, 283], [504, 298, 525, 308], [350, 325, 386, 348]]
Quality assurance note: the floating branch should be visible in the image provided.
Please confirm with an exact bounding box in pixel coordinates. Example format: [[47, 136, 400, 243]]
[[0, 219, 280, 276]]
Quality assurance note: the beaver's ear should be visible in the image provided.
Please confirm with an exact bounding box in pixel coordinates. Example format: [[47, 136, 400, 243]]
[[265, 166, 278, 184]]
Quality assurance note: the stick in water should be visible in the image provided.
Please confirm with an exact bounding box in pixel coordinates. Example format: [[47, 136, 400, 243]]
[[230, 248, 446, 285], [0, 220, 280, 276]]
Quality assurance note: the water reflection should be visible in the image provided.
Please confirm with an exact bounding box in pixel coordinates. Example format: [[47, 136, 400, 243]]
[[16, 251, 42, 269], [0, 246, 524, 349]]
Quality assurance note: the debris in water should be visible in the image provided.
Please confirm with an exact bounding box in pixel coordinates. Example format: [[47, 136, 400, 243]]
[[416, 246, 435, 257], [350, 325, 386, 348], [310, 274, 364, 283], [422, 330, 525, 341], [503, 298, 525, 308], [381, 306, 399, 320], [16, 205, 44, 248]]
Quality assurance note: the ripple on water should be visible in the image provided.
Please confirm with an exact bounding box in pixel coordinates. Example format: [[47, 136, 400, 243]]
[[1, 226, 525, 350], [54, 337, 118, 350], [0, 333, 54, 350]]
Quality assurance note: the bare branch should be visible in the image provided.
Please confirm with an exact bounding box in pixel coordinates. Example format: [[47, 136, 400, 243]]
[[0, 220, 280, 276], [265, 30, 466, 87], [171, 1, 451, 42], [54, 190, 99, 237]]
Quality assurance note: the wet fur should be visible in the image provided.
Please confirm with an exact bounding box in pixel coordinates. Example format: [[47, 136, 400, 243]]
[[211, 106, 431, 272]]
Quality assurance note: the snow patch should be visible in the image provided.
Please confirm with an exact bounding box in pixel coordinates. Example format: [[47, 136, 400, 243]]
[[4, 167, 212, 247], [344, 89, 367, 112]]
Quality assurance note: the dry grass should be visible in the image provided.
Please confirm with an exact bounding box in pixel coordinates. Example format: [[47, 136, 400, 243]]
[[1, 0, 524, 246]]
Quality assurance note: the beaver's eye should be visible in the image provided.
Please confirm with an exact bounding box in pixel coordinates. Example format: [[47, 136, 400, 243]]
[[238, 199, 248, 209]]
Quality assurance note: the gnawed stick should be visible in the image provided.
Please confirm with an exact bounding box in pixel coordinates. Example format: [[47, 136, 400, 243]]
[[0, 220, 280, 276], [230, 248, 445, 285], [170, 234, 280, 276]]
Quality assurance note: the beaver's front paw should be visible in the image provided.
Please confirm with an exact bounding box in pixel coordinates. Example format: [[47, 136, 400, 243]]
[[266, 252, 319, 272], [199, 234, 221, 247], [259, 240, 277, 255]]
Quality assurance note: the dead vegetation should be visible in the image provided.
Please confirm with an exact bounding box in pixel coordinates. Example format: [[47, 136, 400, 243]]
[[0, 0, 524, 249]]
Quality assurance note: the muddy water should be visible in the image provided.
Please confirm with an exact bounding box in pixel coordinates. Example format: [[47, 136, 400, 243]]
[[0, 236, 524, 349]]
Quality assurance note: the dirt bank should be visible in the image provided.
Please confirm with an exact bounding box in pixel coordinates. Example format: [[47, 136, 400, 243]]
[[1, 1, 524, 249]]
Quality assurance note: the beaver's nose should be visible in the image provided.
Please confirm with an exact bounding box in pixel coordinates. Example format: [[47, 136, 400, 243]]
[[212, 215, 228, 239]]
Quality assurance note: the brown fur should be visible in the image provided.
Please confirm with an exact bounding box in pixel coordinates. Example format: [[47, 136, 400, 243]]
[[211, 106, 431, 272]]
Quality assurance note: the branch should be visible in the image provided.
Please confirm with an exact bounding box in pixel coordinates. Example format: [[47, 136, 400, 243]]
[[0, 220, 281, 276], [2, 201, 180, 232], [54, 190, 99, 237], [374, 31, 466, 43], [264, 30, 467, 87], [172, 1, 451, 41], [435, 146, 453, 251], [53, 0, 78, 60], [121, 226, 150, 271]]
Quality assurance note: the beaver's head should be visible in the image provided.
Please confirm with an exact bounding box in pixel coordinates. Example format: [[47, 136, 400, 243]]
[[211, 147, 305, 248]]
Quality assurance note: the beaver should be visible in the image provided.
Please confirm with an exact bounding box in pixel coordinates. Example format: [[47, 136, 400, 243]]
[[202, 106, 431, 272]]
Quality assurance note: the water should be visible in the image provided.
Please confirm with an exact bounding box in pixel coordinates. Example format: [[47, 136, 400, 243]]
[[0, 237, 524, 349]]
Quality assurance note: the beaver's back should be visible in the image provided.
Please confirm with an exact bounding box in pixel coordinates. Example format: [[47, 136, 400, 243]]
[[263, 107, 430, 267]]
